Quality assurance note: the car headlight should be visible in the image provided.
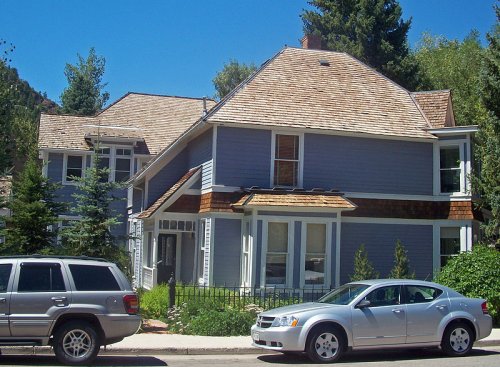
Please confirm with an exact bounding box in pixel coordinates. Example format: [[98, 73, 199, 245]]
[[271, 315, 299, 327]]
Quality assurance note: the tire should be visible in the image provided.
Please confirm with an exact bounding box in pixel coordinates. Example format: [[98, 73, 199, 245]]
[[441, 322, 474, 357], [53, 321, 100, 366], [306, 326, 344, 363]]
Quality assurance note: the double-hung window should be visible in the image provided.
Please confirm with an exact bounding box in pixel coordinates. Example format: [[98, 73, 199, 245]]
[[304, 223, 327, 285], [64, 155, 84, 183], [440, 227, 461, 267], [265, 222, 289, 285], [273, 134, 301, 187], [439, 145, 461, 193]]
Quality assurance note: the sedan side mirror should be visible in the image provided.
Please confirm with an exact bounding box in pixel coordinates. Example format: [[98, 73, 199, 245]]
[[356, 299, 371, 309]]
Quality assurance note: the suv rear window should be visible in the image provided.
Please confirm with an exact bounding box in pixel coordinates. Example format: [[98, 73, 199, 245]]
[[18, 263, 66, 292], [69, 264, 121, 291]]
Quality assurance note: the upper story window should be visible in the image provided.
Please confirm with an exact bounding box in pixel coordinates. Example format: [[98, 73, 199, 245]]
[[63, 155, 85, 184], [440, 146, 461, 193], [93, 146, 133, 183], [272, 133, 302, 187]]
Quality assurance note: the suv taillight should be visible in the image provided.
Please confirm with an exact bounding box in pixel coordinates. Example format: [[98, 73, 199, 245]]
[[123, 294, 139, 314], [481, 301, 489, 314]]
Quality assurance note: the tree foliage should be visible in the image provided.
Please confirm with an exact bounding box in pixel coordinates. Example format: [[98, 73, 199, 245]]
[[60, 47, 109, 116], [301, 0, 420, 89], [350, 244, 379, 281], [473, 7, 500, 245], [414, 31, 487, 126], [212, 59, 257, 100], [61, 151, 128, 267], [388, 240, 415, 279], [434, 244, 500, 323], [0, 155, 64, 255]]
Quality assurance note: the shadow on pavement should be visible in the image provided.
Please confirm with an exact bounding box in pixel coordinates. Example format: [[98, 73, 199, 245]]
[[257, 347, 500, 364], [0, 354, 167, 366]]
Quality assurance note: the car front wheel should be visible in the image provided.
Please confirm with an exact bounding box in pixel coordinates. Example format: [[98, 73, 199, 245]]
[[306, 326, 344, 363], [441, 322, 474, 357], [53, 321, 100, 365]]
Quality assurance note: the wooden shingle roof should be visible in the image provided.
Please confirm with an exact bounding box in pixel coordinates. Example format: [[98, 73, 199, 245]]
[[206, 47, 435, 140], [38, 93, 216, 155], [412, 90, 454, 128]]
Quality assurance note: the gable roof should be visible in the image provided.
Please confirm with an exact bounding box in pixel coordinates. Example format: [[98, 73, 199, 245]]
[[205, 47, 435, 140], [38, 93, 216, 155], [412, 90, 455, 128]]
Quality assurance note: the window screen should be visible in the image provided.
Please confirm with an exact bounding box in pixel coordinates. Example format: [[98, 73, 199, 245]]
[[18, 263, 66, 292], [69, 264, 120, 291]]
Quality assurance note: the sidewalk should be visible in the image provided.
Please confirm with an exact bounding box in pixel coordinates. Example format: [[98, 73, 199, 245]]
[[2, 328, 499, 356]]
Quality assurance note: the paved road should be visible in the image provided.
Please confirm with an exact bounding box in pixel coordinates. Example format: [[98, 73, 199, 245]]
[[0, 347, 498, 366]]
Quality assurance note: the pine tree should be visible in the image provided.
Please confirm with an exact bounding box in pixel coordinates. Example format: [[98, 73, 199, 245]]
[[61, 150, 128, 267], [301, 0, 421, 89], [389, 240, 415, 279], [0, 155, 64, 254], [60, 48, 109, 116], [350, 244, 379, 281]]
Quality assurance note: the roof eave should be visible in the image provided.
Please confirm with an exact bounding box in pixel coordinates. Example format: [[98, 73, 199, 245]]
[[427, 125, 479, 135]]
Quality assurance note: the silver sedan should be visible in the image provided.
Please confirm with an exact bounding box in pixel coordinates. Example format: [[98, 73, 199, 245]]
[[251, 279, 492, 363]]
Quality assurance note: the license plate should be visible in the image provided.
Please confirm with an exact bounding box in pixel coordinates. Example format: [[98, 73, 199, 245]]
[[253, 332, 260, 341]]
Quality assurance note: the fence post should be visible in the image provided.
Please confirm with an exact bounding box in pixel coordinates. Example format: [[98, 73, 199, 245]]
[[168, 273, 176, 310]]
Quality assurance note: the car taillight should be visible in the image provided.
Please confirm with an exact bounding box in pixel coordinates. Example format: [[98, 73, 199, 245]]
[[481, 301, 489, 314], [123, 294, 139, 314]]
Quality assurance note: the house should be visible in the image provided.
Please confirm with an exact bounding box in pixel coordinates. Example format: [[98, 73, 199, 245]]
[[38, 93, 215, 242], [126, 42, 480, 290]]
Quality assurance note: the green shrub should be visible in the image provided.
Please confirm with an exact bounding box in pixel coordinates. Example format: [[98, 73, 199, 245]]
[[139, 284, 169, 320], [434, 244, 500, 324], [187, 309, 255, 336]]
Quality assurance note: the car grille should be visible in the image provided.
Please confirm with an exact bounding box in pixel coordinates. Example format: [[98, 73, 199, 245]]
[[256, 316, 275, 328]]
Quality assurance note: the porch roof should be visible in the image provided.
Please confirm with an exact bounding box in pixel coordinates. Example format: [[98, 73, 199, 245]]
[[137, 166, 201, 219], [233, 191, 356, 210]]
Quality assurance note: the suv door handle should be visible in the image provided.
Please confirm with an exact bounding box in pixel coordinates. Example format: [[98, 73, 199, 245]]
[[0, 298, 6, 303], [51, 297, 68, 306], [392, 308, 404, 314]]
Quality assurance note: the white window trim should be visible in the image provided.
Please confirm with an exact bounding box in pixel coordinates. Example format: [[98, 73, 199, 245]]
[[432, 222, 473, 272], [240, 219, 252, 288], [433, 139, 469, 196], [261, 218, 294, 287], [299, 220, 333, 289], [62, 153, 87, 185], [270, 131, 304, 188], [90, 145, 134, 183]]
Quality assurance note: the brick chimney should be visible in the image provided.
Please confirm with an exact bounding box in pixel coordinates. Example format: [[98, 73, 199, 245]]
[[301, 34, 322, 50]]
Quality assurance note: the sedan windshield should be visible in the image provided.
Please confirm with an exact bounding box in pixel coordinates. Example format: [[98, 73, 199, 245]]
[[318, 284, 369, 305]]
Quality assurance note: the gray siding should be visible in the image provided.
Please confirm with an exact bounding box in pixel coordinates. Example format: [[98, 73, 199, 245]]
[[212, 218, 242, 286], [340, 222, 433, 283], [180, 232, 195, 283], [188, 128, 213, 168], [303, 134, 433, 195], [147, 149, 188, 207], [216, 126, 271, 187]]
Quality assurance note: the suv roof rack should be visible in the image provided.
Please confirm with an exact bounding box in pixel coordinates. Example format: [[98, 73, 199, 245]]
[[0, 255, 109, 262]]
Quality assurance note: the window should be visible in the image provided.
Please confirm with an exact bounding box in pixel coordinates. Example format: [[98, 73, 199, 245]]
[[0, 264, 12, 292], [18, 263, 65, 292], [440, 146, 461, 193], [273, 134, 300, 187], [364, 285, 401, 307], [197, 220, 207, 283], [145, 232, 153, 268], [406, 285, 443, 304], [69, 265, 120, 291], [304, 223, 326, 285], [440, 227, 461, 267], [93, 146, 132, 182], [64, 155, 84, 182], [266, 222, 289, 285], [241, 221, 251, 287]]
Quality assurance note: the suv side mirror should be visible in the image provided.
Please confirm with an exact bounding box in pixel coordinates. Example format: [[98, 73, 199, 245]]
[[356, 299, 371, 309]]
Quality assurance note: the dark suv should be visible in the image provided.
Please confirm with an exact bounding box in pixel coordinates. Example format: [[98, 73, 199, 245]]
[[0, 256, 140, 365]]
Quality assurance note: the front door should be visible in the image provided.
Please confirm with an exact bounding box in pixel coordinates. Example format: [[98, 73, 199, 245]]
[[157, 234, 177, 284]]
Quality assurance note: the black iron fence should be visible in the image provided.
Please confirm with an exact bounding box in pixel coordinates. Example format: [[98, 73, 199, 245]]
[[169, 282, 334, 311]]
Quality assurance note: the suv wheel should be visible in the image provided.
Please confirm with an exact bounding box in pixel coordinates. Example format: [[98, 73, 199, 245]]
[[441, 322, 474, 357], [306, 326, 345, 363], [53, 321, 100, 365]]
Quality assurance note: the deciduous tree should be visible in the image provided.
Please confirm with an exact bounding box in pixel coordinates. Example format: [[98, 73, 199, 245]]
[[213, 59, 256, 100]]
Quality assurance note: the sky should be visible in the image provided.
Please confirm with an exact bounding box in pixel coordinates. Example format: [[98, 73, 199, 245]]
[[1, 0, 497, 105]]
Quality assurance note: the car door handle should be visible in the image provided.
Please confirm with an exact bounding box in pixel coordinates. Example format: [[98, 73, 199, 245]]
[[436, 304, 448, 310], [51, 297, 68, 306], [392, 308, 404, 314]]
